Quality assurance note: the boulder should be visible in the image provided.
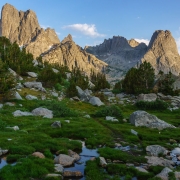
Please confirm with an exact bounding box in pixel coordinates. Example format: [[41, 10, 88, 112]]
[[72, 96, 81, 101], [89, 96, 104, 106], [51, 121, 61, 128], [63, 171, 83, 177], [99, 157, 107, 167], [129, 111, 176, 130], [76, 86, 90, 102], [84, 115, 91, 118], [135, 167, 148, 173], [32, 152, 45, 158], [27, 72, 38, 78], [14, 91, 23, 100], [26, 95, 38, 100], [146, 145, 168, 156], [16, 83, 23, 89], [171, 148, 180, 156], [24, 82, 46, 92], [8, 68, 17, 76], [145, 156, 174, 168], [0, 148, 8, 156], [52, 68, 59, 73], [5, 102, 15, 106], [6, 126, 19, 131], [54, 164, 64, 173], [0, 104, 3, 109], [65, 120, 70, 123], [137, 93, 157, 102], [156, 167, 172, 180], [131, 129, 138, 136], [106, 116, 118, 122], [13, 110, 33, 117], [51, 91, 58, 97], [54, 154, 75, 167], [32, 107, 53, 119], [68, 150, 80, 161]]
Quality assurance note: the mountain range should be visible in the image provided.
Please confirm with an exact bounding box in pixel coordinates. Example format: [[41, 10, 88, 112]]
[[1, 3, 180, 80]]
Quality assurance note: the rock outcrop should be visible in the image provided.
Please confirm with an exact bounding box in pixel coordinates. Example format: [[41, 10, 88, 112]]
[[141, 30, 180, 76]]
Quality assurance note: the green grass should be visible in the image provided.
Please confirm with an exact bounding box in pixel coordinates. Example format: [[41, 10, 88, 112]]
[[0, 98, 180, 179]]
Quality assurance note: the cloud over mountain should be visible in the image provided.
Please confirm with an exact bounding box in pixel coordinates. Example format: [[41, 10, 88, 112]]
[[63, 23, 105, 38]]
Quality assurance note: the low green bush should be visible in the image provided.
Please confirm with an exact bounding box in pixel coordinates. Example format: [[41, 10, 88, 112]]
[[6, 154, 24, 163], [93, 105, 123, 119], [0, 156, 54, 180], [9, 145, 35, 155], [98, 147, 146, 163], [135, 100, 168, 110]]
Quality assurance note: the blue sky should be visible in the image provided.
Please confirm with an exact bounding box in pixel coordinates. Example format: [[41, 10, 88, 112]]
[[1, 0, 180, 51]]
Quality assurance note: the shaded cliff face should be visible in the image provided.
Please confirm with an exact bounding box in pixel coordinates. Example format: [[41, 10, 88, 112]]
[[0, 3, 60, 58], [141, 30, 180, 76], [85, 36, 147, 80], [42, 34, 108, 75]]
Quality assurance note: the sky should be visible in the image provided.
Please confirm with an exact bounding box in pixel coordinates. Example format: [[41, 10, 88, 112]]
[[1, 0, 180, 51]]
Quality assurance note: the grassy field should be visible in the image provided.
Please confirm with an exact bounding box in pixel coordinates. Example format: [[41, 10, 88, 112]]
[[0, 98, 179, 179]]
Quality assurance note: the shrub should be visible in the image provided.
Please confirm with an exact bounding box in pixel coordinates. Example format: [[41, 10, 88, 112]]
[[93, 105, 123, 119], [0, 156, 54, 180], [9, 145, 35, 155], [6, 154, 24, 163], [135, 100, 168, 110]]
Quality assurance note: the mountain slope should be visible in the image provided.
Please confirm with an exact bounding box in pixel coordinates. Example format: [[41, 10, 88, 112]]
[[141, 30, 180, 76]]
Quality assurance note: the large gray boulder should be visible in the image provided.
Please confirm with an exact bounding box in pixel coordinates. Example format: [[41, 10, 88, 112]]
[[129, 111, 176, 130], [89, 96, 104, 106], [76, 86, 90, 102], [145, 156, 174, 168], [54, 154, 75, 167], [146, 145, 168, 156], [24, 82, 46, 92], [32, 107, 53, 119], [13, 110, 33, 117], [156, 167, 172, 180], [137, 93, 157, 102]]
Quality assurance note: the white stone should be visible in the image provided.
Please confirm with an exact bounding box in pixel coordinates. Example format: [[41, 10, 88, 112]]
[[26, 95, 38, 100], [13, 110, 33, 117], [89, 96, 104, 106], [32, 107, 53, 119], [27, 72, 38, 78]]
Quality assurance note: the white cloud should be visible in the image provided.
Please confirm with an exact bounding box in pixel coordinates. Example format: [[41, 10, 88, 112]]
[[135, 38, 149, 45], [175, 37, 180, 53], [63, 24, 105, 38]]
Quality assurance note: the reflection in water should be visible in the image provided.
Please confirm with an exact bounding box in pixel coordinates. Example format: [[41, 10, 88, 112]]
[[64, 146, 99, 180]]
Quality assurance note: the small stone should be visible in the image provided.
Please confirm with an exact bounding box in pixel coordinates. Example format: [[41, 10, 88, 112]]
[[51, 121, 61, 128], [32, 152, 45, 158]]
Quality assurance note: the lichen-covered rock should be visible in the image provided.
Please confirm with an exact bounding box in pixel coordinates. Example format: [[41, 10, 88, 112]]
[[32, 107, 53, 118], [146, 145, 168, 156], [156, 167, 172, 180], [54, 154, 75, 167], [130, 111, 175, 130]]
